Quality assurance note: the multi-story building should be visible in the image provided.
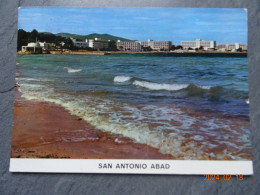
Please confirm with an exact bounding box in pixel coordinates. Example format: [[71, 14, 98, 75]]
[[181, 41, 196, 49], [71, 38, 109, 50], [140, 40, 172, 51], [71, 38, 89, 48], [116, 41, 141, 51], [217, 43, 247, 51], [227, 44, 236, 51], [217, 44, 226, 50], [239, 44, 247, 51], [116, 39, 172, 51], [181, 39, 216, 50], [86, 38, 109, 50]]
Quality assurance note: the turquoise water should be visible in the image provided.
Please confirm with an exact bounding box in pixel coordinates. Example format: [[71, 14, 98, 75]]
[[16, 54, 251, 160]]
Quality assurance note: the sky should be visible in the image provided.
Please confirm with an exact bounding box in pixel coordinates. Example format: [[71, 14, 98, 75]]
[[18, 7, 248, 45]]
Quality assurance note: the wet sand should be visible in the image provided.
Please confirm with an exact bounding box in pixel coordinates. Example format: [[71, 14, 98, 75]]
[[11, 88, 173, 159]]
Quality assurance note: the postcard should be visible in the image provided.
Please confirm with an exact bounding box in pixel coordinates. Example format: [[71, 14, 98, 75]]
[[10, 7, 253, 175]]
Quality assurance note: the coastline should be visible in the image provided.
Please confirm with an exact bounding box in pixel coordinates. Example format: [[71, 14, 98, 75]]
[[17, 50, 248, 57], [11, 87, 173, 159]]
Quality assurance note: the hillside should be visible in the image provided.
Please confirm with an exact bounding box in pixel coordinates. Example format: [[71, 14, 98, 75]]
[[56, 32, 133, 42]]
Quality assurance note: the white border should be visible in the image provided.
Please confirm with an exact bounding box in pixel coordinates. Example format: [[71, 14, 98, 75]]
[[10, 159, 253, 175]]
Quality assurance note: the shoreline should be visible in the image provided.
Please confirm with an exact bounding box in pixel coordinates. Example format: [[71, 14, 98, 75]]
[[11, 87, 173, 159], [17, 50, 248, 57]]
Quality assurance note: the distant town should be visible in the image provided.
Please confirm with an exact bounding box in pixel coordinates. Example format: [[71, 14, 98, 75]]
[[18, 29, 247, 55]]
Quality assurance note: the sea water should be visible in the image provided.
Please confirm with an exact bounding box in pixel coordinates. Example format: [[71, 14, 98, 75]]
[[16, 54, 251, 160]]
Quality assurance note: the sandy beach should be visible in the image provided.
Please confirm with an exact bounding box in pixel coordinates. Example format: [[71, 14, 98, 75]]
[[11, 87, 173, 159]]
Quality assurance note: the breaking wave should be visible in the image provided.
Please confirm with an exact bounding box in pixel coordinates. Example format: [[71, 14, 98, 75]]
[[132, 80, 211, 91], [18, 81, 250, 160], [114, 76, 132, 83]]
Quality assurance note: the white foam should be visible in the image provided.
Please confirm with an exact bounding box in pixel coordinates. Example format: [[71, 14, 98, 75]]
[[132, 80, 212, 91], [65, 67, 82, 73], [16, 77, 54, 83], [193, 135, 204, 141], [133, 80, 188, 91], [20, 83, 44, 88], [113, 76, 132, 83], [19, 82, 250, 160], [16, 78, 38, 81], [199, 85, 212, 90], [246, 99, 250, 104]]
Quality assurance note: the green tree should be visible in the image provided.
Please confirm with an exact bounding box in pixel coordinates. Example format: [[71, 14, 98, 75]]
[[141, 46, 152, 51], [236, 48, 242, 52], [31, 29, 38, 41], [107, 40, 118, 51], [17, 29, 28, 51], [175, 45, 183, 50], [170, 45, 176, 50]]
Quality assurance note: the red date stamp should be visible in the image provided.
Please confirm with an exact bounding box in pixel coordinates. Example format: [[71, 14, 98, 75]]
[[204, 174, 243, 181]]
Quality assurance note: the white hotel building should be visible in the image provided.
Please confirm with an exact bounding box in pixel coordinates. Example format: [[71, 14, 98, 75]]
[[217, 43, 247, 51], [116, 40, 172, 51], [116, 41, 141, 51], [71, 38, 89, 48], [71, 38, 109, 50], [140, 40, 172, 51], [181, 39, 216, 50]]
